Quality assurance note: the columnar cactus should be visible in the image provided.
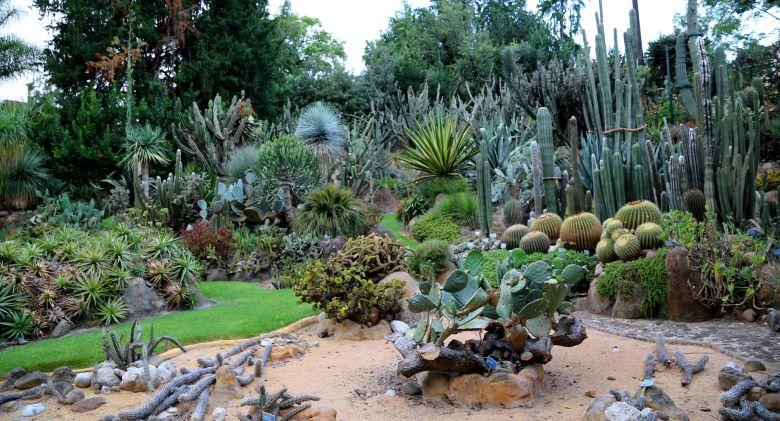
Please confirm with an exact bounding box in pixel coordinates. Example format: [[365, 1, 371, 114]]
[[476, 136, 492, 234], [615, 200, 662, 230], [614, 234, 641, 261], [559, 212, 602, 251], [501, 224, 530, 250], [567, 117, 587, 215], [530, 213, 563, 241], [519, 231, 550, 254], [530, 141, 543, 215], [537, 107, 558, 214]]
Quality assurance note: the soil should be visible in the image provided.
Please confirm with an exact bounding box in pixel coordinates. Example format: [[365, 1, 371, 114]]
[[2, 322, 748, 421]]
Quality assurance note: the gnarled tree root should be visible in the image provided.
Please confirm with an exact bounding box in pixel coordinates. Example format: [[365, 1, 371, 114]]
[[393, 336, 489, 378]]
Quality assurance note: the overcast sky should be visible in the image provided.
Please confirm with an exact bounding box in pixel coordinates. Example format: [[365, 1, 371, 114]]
[[1, 0, 776, 101]]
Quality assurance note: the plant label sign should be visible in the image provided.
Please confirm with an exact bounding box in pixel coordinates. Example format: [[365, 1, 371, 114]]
[[486, 356, 498, 370], [262, 412, 277, 421]]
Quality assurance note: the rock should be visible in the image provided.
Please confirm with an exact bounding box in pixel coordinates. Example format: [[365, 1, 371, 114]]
[[390, 320, 410, 334], [384, 389, 396, 397], [120, 365, 160, 392], [99, 415, 119, 421], [718, 367, 748, 390], [418, 371, 451, 401], [594, 263, 604, 277], [122, 277, 166, 318], [369, 226, 395, 239], [113, 368, 125, 377], [639, 385, 689, 421], [1, 400, 20, 411], [101, 385, 111, 394], [583, 396, 617, 421], [585, 390, 597, 398], [725, 361, 742, 372], [157, 362, 177, 384], [212, 407, 227, 421], [282, 406, 337, 421], [612, 281, 643, 319], [14, 372, 47, 390], [74, 372, 92, 388], [442, 364, 544, 408], [333, 319, 392, 341], [588, 279, 613, 315], [21, 403, 45, 417], [743, 360, 766, 372], [48, 380, 73, 398], [269, 343, 305, 361], [401, 380, 421, 396], [604, 402, 641, 420], [5, 367, 27, 383], [380, 271, 418, 300], [372, 186, 398, 212], [92, 361, 121, 389], [747, 386, 766, 401], [50, 320, 72, 338], [206, 268, 228, 281], [760, 393, 780, 412], [607, 376, 616, 380], [665, 247, 713, 322], [741, 309, 757, 322], [210, 366, 241, 407], [319, 236, 347, 258], [71, 397, 106, 413], [52, 366, 75, 384], [63, 390, 85, 405], [574, 297, 590, 312]]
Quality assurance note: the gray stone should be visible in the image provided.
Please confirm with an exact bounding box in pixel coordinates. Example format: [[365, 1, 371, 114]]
[[92, 361, 120, 389], [63, 390, 85, 405], [401, 380, 422, 396], [760, 393, 780, 411], [52, 366, 75, 384], [50, 320, 72, 338], [319, 236, 347, 258], [100, 416, 120, 421], [588, 279, 613, 315], [743, 360, 766, 372], [120, 365, 159, 392], [638, 385, 689, 421], [212, 407, 226, 421], [725, 361, 742, 372], [122, 277, 166, 318], [206, 268, 228, 281], [113, 369, 124, 377], [1, 400, 20, 411], [390, 320, 410, 334], [583, 396, 617, 421], [21, 403, 45, 417], [14, 372, 46, 390], [47, 380, 73, 398], [71, 397, 106, 413], [74, 372, 92, 388], [157, 362, 177, 384], [718, 367, 748, 390], [384, 389, 396, 397], [665, 247, 713, 322], [741, 309, 757, 322], [604, 402, 641, 421], [101, 385, 111, 394], [747, 386, 766, 401], [612, 281, 643, 319]]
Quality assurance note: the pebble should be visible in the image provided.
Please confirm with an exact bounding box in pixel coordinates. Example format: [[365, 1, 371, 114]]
[[584, 390, 597, 398], [607, 376, 616, 381], [401, 380, 421, 396], [21, 403, 45, 417], [101, 385, 111, 395], [74, 372, 92, 388], [604, 402, 640, 420], [385, 389, 396, 397], [390, 320, 410, 334], [743, 360, 766, 372], [212, 407, 227, 421]]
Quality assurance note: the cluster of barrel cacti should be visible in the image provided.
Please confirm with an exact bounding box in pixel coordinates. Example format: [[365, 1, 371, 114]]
[[595, 201, 664, 263]]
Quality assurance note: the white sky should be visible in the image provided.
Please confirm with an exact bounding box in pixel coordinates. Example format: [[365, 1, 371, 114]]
[[1, 0, 777, 101]]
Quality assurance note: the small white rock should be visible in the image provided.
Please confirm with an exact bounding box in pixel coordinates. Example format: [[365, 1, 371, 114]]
[[725, 361, 742, 372], [157, 362, 177, 384], [21, 403, 45, 417], [604, 401, 641, 421], [212, 407, 226, 421], [101, 385, 111, 395], [384, 389, 396, 397], [166, 407, 178, 413], [389, 320, 410, 334], [74, 372, 92, 388]]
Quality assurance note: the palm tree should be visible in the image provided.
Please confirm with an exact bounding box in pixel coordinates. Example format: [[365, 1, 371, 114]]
[[121, 124, 170, 204], [0, 0, 39, 82], [294, 101, 346, 172]]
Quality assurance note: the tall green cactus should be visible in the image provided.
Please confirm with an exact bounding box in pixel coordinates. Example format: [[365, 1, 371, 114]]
[[530, 141, 543, 216], [476, 137, 492, 234], [537, 107, 558, 215], [567, 117, 586, 215]]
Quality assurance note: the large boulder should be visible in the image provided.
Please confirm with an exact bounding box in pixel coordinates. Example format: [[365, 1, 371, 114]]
[[319, 236, 347, 259], [372, 186, 398, 213], [665, 247, 713, 322], [588, 279, 613, 315], [421, 364, 544, 408], [612, 281, 643, 319], [13, 371, 47, 390], [119, 365, 160, 392], [123, 277, 166, 318], [91, 361, 121, 390], [50, 320, 72, 338]]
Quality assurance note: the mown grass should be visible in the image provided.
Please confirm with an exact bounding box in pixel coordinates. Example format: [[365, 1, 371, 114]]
[[0, 282, 314, 375], [379, 212, 419, 249]]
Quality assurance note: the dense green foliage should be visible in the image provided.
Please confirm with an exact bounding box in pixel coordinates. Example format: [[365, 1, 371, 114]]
[[596, 249, 669, 317], [294, 184, 367, 238], [407, 239, 451, 274], [435, 192, 478, 227], [410, 211, 461, 243]]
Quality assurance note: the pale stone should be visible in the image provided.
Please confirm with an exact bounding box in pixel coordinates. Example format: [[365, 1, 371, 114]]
[[604, 402, 641, 420], [333, 319, 392, 341], [21, 403, 45, 417]]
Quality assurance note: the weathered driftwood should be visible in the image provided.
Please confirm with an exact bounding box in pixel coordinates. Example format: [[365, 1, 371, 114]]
[[550, 316, 587, 347], [655, 337, 672, 367], [524, 335, 553, 363], [393, 336, 489, 378]]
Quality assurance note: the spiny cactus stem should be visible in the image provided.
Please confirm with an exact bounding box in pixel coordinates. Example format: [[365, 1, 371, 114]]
[[118, 366, 216, 420], [178, 374, 216, 402], [0, 385, 46, 405], [237, 373, 254, 387], [721, 378, 759, 406], [674, 350, 693, 386], [655, 337, 672, 367], [643, 353, 655, 379], [191, 388, 210, 421]]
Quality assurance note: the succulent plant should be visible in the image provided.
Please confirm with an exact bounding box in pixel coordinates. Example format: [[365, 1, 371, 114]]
[[683, 189, 706, 221], [635, 222, 663, 249], [596, 238, 618, 263], [501, 224, 530, 250], [329, 234, 406, 281], [614, 234, 641, 261], [530, 213, 562, 241], [519, 231, 550, 254], [503, 199, 525, 226], [610, 228, 630, 241], [615, 200, 662, 230], [601, 218, 623, 239], [559, 212, 602, 251]]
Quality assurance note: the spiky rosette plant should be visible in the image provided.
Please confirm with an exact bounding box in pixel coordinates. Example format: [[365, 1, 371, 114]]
[[559, 212, 602, 251], [501, 224, 530, 249], [615, 200, 662, 230], [596, 239, 618, 263], [614, 234, 641, 261], [294, 184, 368, 238], [635, 222, 663, 249], [601, 218, 623, 239], [503, 199, 524, 226], [530, 213, 562, 241], [610, 228, 630, 241], [683, 189, 706, 221], [519, 231, 550, 254], [294, 102, 347, 170]]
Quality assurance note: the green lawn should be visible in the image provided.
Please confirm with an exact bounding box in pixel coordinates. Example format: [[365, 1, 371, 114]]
[[379, 213, 419, 249], [0, 282, 314, 375]]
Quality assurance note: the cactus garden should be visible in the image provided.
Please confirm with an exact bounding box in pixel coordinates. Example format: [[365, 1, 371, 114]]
[[1, 0, 779, 419]]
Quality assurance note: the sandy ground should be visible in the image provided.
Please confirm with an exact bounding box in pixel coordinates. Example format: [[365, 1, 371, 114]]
[[1, 324, 751, 421]]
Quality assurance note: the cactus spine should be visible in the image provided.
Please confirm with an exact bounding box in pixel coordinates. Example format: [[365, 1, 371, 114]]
[[615, 200, 662, 230], [596, 238, 617, 263], [537, 107, 558, 215]]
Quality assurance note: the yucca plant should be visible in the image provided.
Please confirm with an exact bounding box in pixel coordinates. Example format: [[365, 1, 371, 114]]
[[294, 101, 346, 170], [399, 114, 477, 181], [1, 145, 50, 210], [96, 298, 128, 325], [162, 282, 192, 308], [121, 123, 170, 202], [145, 259, 172, 286], [102, 235, 137, 270], [108, 268, 133, 292], [294, 184, 368, 238]]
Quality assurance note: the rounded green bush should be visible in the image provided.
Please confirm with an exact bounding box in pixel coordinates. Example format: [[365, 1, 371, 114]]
[[407, 239, 451, 274], [435, 192, 478, 226], [410, 211, 461, 243]]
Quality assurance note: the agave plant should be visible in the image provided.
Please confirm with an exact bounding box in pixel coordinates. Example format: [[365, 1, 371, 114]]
[[121, 123, 170, 202], [225, 145, 261, 182], [294, 184, 368, 238], [145, 259, 172, 286], [101, 235, 137, 270], [1, 146, 50, 210], [0, 282, 25, 322], [96, 298, 128, 325], [399, 114, 477, 181], [144, 233, 180, 259], [0, 311, 34, 341], [73, 274, 108, 313], [170, 252, 202, 285], [295, 101, 346, 170]]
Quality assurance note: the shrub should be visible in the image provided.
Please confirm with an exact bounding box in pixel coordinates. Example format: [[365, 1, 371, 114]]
[[396, 194, 430, 226], [294, 184, 368, 238], [410, 211, 461, 243], [480, 249, 509, 287], [330, 234, 406, 280], [294, 260, 404, 325], [295, 101, 346, 169], [225, 145, 261, 182], [180, 220, 234, 268], [419, 176, 469, 203], [28, 192, 103, 229], [596, 250, 669, 317], [1, 146, 50, 210], [407, 239, 451, 274], [435, 192, 478, 227], [757, 168, 780, 191], [252, 135, 321, 210]]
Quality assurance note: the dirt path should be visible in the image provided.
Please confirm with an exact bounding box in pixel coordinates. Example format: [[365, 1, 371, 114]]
[[10, 323, 748, 421]]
